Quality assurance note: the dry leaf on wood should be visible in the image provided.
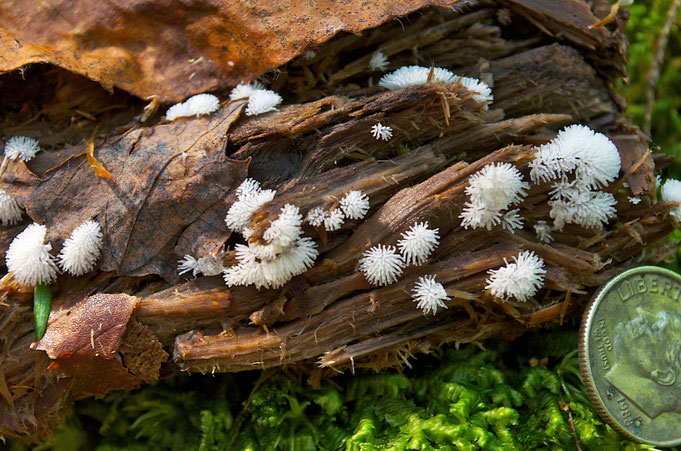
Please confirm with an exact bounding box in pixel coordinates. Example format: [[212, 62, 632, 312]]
[[0, 0, 459, 102]]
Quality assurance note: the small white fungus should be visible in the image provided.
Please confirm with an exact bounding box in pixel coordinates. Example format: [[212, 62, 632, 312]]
[[229, 81, 266, 100], [225, 179, 276, 233], [533, 220, 553, 243], [370, 123, 393, 141], [369, 50, 389, 71], [359, 244, 405, 286], [306, 207, 327, 227], [397, 222, 440, 266], [245, 89, 282, 116], [460, 162, 529, 231], [0, 188, 22, 226], [458, 76, 494, 104], [662, 178, 681, 221], [165, 94, 220, 120], [485, 250, 545, 302], [500, 209, 523, 232], [323, 208, 345, 231], [6, 223, 58, 286], [178, 253, 225, 277], [58, 220, 103, 276], [548, 182, 617, 230], [4, 136, 40, 162], [411, 275, 450, 315], [628, 196, 641, 205], [340, 190, 370, 220], [378, 66, 457, 91]]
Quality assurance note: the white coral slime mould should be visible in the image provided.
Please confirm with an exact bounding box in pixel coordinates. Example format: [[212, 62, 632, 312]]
[[529, 124, 621, 189], [359, 244, 405, 286], [323, 208, 345, 231], [548, 182, 617, 230], [340, 190, 370, 220], [371, 123, 393, 141], [58, 220, 103, 276], [485, 250, 546, 302], [225, 179, 276, 233], [229, 81, 266, 100], [6, 223, 58, 286], [0, 188, 22, 225], [245, 89, 282, 116], [533, 220, 553, 243], [662, 178, 681, 221], [250, 204, 303, 260], [369, 50, 389, 71], [458, 76, 494, 104], [460, 162, 529, 230], [397, 222, 440, 266], [178, 253, 225, 277], [378, 66, 457, 91], [412, 275, 450, 315], [165, 94, 220, 120], [306, 207, 326, 227], [4, 136, 40, 162]]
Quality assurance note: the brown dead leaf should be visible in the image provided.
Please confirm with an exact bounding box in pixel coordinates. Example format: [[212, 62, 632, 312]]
[[0, 0, 458, 102], [32, 293, 141, 398], [6, 102, 249, 281]]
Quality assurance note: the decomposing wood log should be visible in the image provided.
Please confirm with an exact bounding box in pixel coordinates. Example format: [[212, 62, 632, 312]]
[[0, 0, 678, 441]]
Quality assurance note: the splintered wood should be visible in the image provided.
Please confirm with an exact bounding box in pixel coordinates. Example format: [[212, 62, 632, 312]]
[[0, 0, 678, 440]]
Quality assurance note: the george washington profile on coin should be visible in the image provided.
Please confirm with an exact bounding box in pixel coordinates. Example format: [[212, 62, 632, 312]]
[[604, 307, 681, 419]]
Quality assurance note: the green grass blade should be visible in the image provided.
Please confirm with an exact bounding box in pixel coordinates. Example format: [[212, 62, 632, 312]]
[[34, 283, 52, 340]]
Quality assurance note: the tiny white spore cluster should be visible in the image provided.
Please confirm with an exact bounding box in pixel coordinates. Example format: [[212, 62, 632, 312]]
[[6, 219, 104, 286], [5, 136, 41, 161], [178, 253, 226, 277], [378, 66, 493, 105], [166, 93, 220, 121], [0, 188, 22, 226], [530, 124, 620, 230], [662, 179, 681, 221], [371, 123, 393, 141], [411, 275, 450, 315], [369, 50, 389, 71], [305, 190, 371, 232], [460, 162, 528, 231], [486, 250, 546, 302], [229, 82, 282, 116]]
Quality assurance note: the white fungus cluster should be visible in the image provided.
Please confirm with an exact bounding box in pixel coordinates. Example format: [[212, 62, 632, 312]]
[[222, 178, 318, 289], [369, 50, 389, 71], [6, 223, 58, 286], [460, 162, 529, 231], [0, 188, 22, 226], [530, 125, 621, 230], [178, 253, 225, 277], [397, 222, 440, 266], [371, 123, 393, 141], [360, 221, 440, 286], [485, 250, 546, 302], [306, 190, 370, 231], [662, 179, 681, 221], [58, 220, 103, 276], [378, 66, 493, 104], [229, 82, 282, 116], [4, 136, 41, 161], [165, 94, 220, 121], [533, 220, 553, 243], [411, 275, 450, 315]]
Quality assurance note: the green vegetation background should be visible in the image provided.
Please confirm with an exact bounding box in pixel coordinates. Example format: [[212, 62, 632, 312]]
[[13, 2, 681, 449]]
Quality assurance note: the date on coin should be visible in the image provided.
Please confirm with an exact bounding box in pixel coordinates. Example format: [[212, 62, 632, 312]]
[[579, 266, 681, 447]]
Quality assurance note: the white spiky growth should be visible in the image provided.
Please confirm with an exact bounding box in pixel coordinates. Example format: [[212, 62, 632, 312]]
[[662, 179, 681, 220], [485, 250, 546, 302], [0, 188, 22, 225], [369, 50, 389, 71], [412, 275, 450, 315], [397, 222, 440, 266], [323, 208, 345, 231], [628, 196, 641, 205], [530, 125, 621, 189], [245, 89, 282, 116], [165, 94, 220, 120], [225, 179, 276, 233], [340, 190, 370, 220], [534, 220, 553, 243], [229, 81, 266, 100], [371, 123, 393, 141], [4, 136, 40, 161], [460, 162, 529, 230], [359, 244, 405, 286], [178, 253, 225, 277], [548, 182, 617, 230], [458, 76, 494, 104], [58, 220, 103, 276], [252, 204, 304, 260], [6, 223, 58, 286], [378, 66, 457, 90], [306, 207, 326, 227]]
